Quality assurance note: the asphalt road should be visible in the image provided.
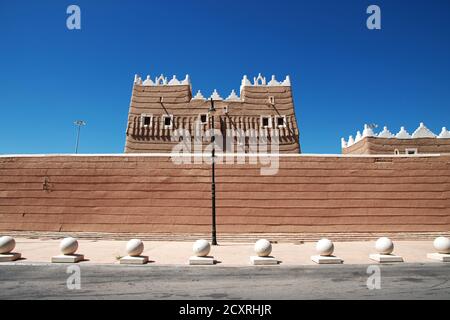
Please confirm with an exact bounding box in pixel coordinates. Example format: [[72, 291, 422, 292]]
[[0, 263, 449, 300]]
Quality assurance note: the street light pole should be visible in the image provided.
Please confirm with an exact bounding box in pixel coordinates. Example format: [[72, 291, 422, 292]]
[[74, 120, 86, 154], [209, 98, 218, 246]]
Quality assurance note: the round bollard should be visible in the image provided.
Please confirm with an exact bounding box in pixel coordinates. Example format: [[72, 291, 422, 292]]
[[433, 237, 450, 254], [0, 236, 16, 254], [375, 237, 394, 255], [254, 239, 272, 257], [60, 237, 78, 255], [316, 238, 334, 256], [126, 239, 144, 257], [193, 239, 211, 257]]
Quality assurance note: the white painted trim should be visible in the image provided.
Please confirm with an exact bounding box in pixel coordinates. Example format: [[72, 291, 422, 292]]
[[275, 115, 287, 128], [260, 115, 272, 129], [162, 114, 174, 129], [140, 113, 153, 128]]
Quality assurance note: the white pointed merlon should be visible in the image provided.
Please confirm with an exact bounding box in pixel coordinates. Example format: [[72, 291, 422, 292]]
[[438, 127, 450, 139], [168, 75, 180, 85], [341, 138, 348, 148], [412, 122, 436, 138], [134, 74, 142, 85], [281, 75, 291, 86], [155, 74, 167, 85], [396, 126, 412, 139], [254, 73, 266, 86], [181, 74, 191, 85], [192, 90, 206, 101], [362, 124, 375, 137], [348, 135, 355, 146], [225, 90, 240, 101], [377, 126, 395, 138], [210, 89, 223, 101], [241, 75, 251, 87], [143, 75, 154, 86], [268, 75, 280, 86], [355, 131, 362, 142]]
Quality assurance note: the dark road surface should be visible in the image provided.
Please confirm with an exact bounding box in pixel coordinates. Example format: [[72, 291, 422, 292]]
[[0, 263, 449, 300]]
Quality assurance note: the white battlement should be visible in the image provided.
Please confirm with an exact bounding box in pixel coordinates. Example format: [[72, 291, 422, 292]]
[[342, 123, 450, 148]]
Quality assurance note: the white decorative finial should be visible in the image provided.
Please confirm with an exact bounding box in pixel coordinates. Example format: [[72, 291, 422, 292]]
[[192, 90, 206, 101], [348, 135, 355, 146], [155, 74, 167, 85], [181, 74, 190, 85], [281, 75, 291, 86], [268, 75, 280, 86], [396, 126, 412, 139], [341, 138, 347, 148], [225, 90, 240, 101], [143, 75, 154, 86], [362, 124, 375, 137], [378, 126, 395, 138], [168, 75, 180, 85], [355, 131, 362, 142], [210, 89, 223, 101], [134, 74, 142, 85], [254, 73, 266, 86], [412, 122, 436, 138], [438, 127, 450, 139]]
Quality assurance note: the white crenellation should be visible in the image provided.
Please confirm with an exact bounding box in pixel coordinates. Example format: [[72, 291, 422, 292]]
[[411, 122, 436, 138], [438, 127, 450, 139], [225, 90, 241, 102], [210, 89, 223, 101], [396, 126, 412, 139], [134, 74, 190, 86], [192, 90, 206, 101], [377, 126, 395, 138], [362, 124, 375, 137], [341, 122, 448, 148]]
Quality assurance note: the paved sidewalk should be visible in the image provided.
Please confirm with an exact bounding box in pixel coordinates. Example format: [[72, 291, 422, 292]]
[[1, 238, 442, 266]]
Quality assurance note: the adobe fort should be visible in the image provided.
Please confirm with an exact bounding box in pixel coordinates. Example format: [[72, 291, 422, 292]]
[[0, 73, 449, 238]]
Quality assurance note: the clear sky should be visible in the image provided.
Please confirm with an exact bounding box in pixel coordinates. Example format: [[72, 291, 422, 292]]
[[1, 0, 449, 154]]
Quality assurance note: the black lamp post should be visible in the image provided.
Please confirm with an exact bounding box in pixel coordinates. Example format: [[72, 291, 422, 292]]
[[209, 98, 218, 246], [74, 120, 86, 154]]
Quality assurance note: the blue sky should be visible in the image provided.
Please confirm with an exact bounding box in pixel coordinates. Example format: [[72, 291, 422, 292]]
[[0, 0, 449, 154]]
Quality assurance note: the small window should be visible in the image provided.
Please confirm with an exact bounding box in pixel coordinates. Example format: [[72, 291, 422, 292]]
[[394, 149, 400, 155], [261, 116, 272, 128], [199, 114, 208, 124], [405, 148, 418, 155], [276, 115, 286, 128], [162, 115, 173, 129], [269, 96, 275, 105], [140, 114, 152, 128]]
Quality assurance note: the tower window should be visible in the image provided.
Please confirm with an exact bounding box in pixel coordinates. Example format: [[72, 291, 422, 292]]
[[276, 115, 286, 128], [269, 96, 275, 105], [405, 148, 418, 155], [199, 114, 208, 124], [140, 114, 153, 128], [162, 115, 173, 129], [261, 116, 272, 128]]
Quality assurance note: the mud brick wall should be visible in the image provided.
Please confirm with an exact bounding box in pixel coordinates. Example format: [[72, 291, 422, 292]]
[[0, 155, 448, 233]]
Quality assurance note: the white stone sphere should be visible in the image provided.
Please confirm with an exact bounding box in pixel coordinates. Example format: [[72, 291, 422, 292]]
[[0, 236, 16, 254], [60, 237, 78, 255], [254, 239, 272, 257], [316, 238, 334, 256], [126, 239, 144, 257], [375, 237, 394, 255], [433, 237, 450, 254], [193, 239, 211, 257]]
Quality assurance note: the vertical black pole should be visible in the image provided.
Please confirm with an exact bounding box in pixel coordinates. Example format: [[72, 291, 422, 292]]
[[210, 99, 218, 245], [75, 125, 81, 154]]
